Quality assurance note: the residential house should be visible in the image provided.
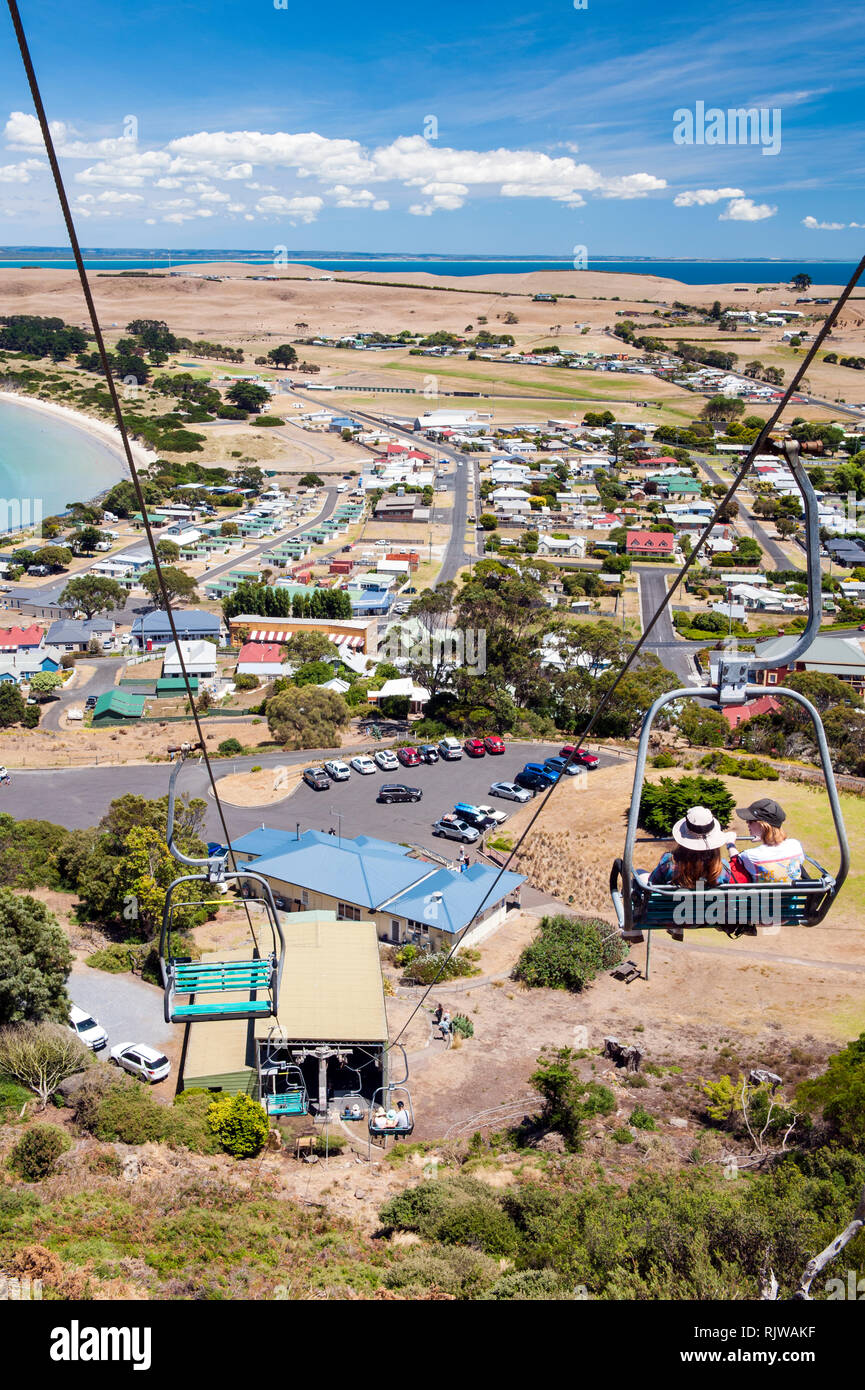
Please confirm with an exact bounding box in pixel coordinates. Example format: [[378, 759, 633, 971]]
[[131, 610, 223, 652], [0, 624, 44, 652], [162, 640, 219, 680], [236, 642, 291, 678], [626, 530, 675, 558], [751, 634, 865, 692], [46, 617, 114, 653]]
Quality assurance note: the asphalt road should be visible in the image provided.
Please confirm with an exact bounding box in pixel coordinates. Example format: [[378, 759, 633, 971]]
[[8, 739, 618, 852], [697, 454, 802, 573], [40, 654, 126, 730], [634, 565, 701, 684], [68, 962, 173, 1050]]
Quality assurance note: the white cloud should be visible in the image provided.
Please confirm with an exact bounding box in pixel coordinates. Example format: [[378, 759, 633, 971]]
[[253, 193, 324, 223], [5, 110, 136, 159], [802, 214, 847, 230], [674, 187, 744, 207], [719, 197, 777, 222], [0, 158, 45, 184]]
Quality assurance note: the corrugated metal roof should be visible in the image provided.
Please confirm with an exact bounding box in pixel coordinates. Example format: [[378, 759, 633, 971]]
[[264, 916, 388, 1042]]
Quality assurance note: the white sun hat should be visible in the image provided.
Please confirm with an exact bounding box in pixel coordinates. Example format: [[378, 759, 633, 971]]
[[671, 805, 729, 852]]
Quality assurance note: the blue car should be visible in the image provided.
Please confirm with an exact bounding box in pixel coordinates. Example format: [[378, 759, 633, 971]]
[[523, 761, 561, 783]]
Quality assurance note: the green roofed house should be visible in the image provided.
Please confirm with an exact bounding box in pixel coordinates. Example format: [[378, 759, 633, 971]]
[[91, 689, 146, 722], [155, 676, 199, 698]]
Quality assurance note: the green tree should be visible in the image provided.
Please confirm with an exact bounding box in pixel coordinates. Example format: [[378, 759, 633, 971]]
[[638, 775, 734, 837], [514, 915, 625, 991], [0, 892, 72, 1024], [677, 704, 728, 748], [267, 344, 297, 369], [139, 566, 199, 607], [74, 525, 103, 554], [226, 381, 270, 413], [0, 683, 25, 728], [155, 538, 181, 562], [298, 472, 324, 487], [266, 686, 350, 749], [28, 671, 64, 700], [791, 273, 812, 291], [207, 1093, 270, 1157], [796, 1034, 865, 1149], [59, 574, 126, 618], [529, 1047, 615, 1151]]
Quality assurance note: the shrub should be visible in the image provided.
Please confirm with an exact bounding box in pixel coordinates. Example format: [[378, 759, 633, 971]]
[[611, 1127, 634, 1144], [638, 775, 734, 838], [384, 1245, 499, 1296], [217, 738, 243, 756], [651, 750, 676, 768], [91, 1081, 168, 1144], [452, 1014, 474, 1039], [84, 943, 142, 974], [514, 915, 626, 992], [312, 1133, 346, 1157], [796, 1034, 865, 1150], [234, 673, 259, 691], [401, 949, 480, 985], [482, 1269, 568, 1300], [379, 1175, 519, 1255], [699, 751, 779, 781], [207, 1093, 269, 1157], [630, 1104, 658, 1131], [10, 1124, 70, 1180]]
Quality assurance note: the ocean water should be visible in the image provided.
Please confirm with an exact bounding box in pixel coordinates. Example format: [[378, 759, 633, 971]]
[[0, 397, 127, 531], [0, 250, 857, 286]]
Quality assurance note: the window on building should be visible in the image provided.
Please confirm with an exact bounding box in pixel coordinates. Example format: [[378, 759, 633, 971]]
[[337, 902, 361, 921]]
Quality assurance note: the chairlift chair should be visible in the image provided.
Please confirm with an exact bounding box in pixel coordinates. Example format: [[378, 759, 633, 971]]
[[258, 1024, 309, 1115], [609, 441, 850, 957], [368, 1044, 414, 1141], [158, 744, 285, 1023]]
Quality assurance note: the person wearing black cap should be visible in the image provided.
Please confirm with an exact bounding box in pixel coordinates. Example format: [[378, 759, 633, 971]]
[[727, 798, 805, 884]]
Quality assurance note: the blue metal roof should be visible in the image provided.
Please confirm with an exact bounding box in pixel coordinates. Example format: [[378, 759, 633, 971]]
[[389, 862, 525, 934], [131, 609, 220, 636], [247, 829, 430, 909]]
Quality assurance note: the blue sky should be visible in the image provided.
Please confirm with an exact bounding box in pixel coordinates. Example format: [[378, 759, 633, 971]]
[[0, 0, 863, 256]]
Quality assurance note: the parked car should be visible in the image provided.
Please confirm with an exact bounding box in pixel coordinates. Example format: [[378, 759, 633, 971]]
[[84, 695, 98, 710], [515, 768, 555, 792], [463, 738, 486, 757], [109, 1043, 171, 1084], [397, 746, 421, 767], [324, 759, 351, 781], [489, 780, 532, 803], [420, 744, 439, 763], [69, 1005, 108, 1052], [438, 736, 463, 760], [303, 767, 330, 791], [483, 734, 506, 754], [559, 744, 600, 769], [350, 754, 377, 775], [453, 802, 496, 831], [473, 803, 509, 825], [543, 756, 582, 778], [432, 815, 480, 843], [374, 749, 400, 772], [522, 760, 561, 783], [377, 783, 423, 804]]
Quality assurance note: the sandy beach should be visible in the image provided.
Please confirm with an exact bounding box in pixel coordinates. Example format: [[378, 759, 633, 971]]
[[0, 389, 156, 474]]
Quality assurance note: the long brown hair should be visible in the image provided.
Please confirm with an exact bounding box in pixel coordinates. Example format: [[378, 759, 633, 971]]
[[672, 845, 723, 891], [752, 819, 785, 846]]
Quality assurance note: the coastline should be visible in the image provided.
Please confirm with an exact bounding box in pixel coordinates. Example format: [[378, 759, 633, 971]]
[[0, 389, 156, 479]]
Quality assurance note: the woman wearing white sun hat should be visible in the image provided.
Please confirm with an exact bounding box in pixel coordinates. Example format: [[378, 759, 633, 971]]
[[647, 805, 733, 890]]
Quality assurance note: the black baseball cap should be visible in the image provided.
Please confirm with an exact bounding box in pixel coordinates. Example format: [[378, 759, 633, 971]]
[[736, 797, 786, 828]]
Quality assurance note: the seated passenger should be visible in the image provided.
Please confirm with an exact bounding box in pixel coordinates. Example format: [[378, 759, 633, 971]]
[[394, 1101, 411, 1132], [371, 1106, 388, 1131], [730, 798, 804, 883], [648, 806, 732, 889]]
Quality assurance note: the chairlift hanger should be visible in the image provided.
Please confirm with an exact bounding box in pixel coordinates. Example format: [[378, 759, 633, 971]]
[[610, 440, 850, 960], [158, 743, 286, 1022]]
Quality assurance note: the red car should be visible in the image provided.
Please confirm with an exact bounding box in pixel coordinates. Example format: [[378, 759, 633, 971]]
[[483, 734, 505, 754], [463, 738, 486, 757], [397, 745, 421, 767], [559, 744, 600, 769]]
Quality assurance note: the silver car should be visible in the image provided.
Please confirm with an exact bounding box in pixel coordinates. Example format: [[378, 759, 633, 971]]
[[110, 1043, 171, 1084], [374, 749, 399, 771], [350, 754, 376, 774], [324, 759, 351, 781], [489, 781, 532, 803]]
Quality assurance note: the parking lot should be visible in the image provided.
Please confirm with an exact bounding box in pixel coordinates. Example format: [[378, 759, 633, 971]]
[[274, 740, 618, 854]]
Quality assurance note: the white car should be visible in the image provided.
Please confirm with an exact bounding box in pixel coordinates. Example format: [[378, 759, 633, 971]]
[[473, 803, 509, 826], [350, 754, 377, 775], [69, 1005, 108, 1052], [110, 1042, 171, 1084], [374, 749, 399, 771], [324, 759, 351, 781], [489, 780, 532, 803]]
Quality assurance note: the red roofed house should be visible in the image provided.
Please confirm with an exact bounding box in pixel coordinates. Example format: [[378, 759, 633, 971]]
[[721, 695, 783, 731], [0, 624, 44, 652], [236, 642, 290, 678], [625, 530, 676, 558], [591, 512, 621, 531]]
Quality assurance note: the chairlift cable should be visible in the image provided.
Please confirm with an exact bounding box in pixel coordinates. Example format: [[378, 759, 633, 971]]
[[7, 0, 258, 916]]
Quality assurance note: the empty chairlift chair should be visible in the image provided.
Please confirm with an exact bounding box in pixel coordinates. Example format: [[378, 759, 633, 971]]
[[158, 745, 285, 1023], [609, 440, 850, 956]]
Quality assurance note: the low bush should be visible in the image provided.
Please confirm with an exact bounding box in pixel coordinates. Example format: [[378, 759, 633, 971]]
[[629, 1105, 658, 1131], [651, 750, 676, 768], [401, 949, 480, 985], [207, 1094, 270, 1158], [10, 1124, 70, 1180], [452, 1014, 474, 1039], [217, 738, 244, 756], [514, 915, 626, 992], [380, 1175, 520, 1255], [699, 751, 779, 781], [234, 674, 259, 691]]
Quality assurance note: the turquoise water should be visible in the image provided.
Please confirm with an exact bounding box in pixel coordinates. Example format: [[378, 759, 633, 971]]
[[0, 250, 857, 285], [0, 397, 127, 531]]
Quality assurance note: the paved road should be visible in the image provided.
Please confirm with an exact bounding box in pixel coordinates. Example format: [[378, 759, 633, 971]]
[[634, 565, 701, 684], [68, 962, 173, 1050], [8, 739, 618, 851], [696, 454, 802, 573], [40, 655, 126, 730]]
